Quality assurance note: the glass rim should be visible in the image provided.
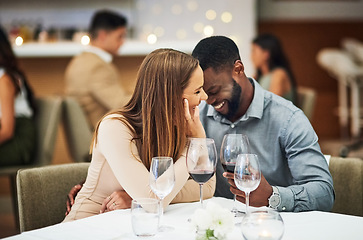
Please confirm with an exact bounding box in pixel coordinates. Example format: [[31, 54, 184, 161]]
[[223, 133, 248, 137], [187, 137, 215, 142], [151, 156, 173, 161]]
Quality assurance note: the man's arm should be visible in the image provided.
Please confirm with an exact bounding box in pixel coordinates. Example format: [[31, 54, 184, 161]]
[[223, 111, 334, 212], [65, 181, 84, 216], [276, 111, 335, 212]]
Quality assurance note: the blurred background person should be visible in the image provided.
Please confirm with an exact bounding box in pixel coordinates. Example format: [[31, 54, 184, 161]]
[[0, 26, 36, 167], [65, 9, 131, 129], [251, 33, 298, 105]]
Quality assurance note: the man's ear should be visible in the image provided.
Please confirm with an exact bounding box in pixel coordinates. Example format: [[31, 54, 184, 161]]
[[234, 60, 244, 74]]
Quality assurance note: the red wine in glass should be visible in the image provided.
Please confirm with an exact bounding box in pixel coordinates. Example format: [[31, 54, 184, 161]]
[[222, 162, 236, 173], [220, 134, 251, 216], [189, 170, 215, 183], [186, 138, 217, 207]]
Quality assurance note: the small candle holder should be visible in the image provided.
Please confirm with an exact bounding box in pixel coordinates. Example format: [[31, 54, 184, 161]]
[[241, 209, 284, 240]]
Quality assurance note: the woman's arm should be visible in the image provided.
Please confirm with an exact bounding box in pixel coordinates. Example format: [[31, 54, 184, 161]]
[[97, 115, 190, 209], [0, 74, 16, 144], [269, 68, 291, 97]]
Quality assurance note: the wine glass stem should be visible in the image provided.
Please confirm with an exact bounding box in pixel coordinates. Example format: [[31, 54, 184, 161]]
[[232, 194, 238, 212], [158, 198, 164, 227], [245, 191, 250, 214], [199, 184, 203, 206]]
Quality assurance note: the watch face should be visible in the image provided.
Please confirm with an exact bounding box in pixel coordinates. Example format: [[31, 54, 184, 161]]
[[269, 195, 280, 208]]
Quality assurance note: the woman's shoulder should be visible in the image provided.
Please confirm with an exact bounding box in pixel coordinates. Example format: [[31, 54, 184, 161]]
[[100, 112, 135, 132], [271, 67, 289, 79], [0, 71, 15, 89]]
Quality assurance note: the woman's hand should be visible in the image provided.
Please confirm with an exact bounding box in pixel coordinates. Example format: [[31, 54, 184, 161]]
[[184, 99, 205, 138], [100, 190, 132, 213]]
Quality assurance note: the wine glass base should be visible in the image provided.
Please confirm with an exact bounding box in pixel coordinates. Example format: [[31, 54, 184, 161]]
[[231, 209, 245, 217], [158, 225, 174, 232]]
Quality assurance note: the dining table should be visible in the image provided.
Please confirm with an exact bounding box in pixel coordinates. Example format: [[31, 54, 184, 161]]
[[4, 197, 363, 240]]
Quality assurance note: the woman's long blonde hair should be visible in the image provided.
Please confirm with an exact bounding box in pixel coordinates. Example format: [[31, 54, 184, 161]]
[[93, 48, 199, 169]]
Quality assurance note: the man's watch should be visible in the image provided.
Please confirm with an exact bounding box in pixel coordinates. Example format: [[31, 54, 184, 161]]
[[268, 186, 281, 210]]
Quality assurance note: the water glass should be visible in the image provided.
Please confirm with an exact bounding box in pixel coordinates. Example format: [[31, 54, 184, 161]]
[[131, 198, 159, 237], [241, 210, 284, 240]]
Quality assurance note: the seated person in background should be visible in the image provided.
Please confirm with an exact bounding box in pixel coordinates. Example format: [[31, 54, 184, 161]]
[[65, 9, 131, 128], [251, 33, 297, 105], [192, 36, 334, 212], [0, 26, 36, 166], [63, 48, 214, 221]]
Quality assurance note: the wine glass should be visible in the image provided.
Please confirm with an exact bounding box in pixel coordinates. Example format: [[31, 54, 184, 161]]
[[220, 134, 251, 216], [234, 154, 261, 214], [149, 157, 175, 231], [186, 138, 217, 207]]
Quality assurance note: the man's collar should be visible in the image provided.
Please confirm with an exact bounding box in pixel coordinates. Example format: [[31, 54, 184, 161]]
[[84, 45, 113, 63], [206, 78, 264, 122]]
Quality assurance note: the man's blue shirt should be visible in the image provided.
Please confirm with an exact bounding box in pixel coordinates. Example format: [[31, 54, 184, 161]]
[[199, 78, 334, 212]]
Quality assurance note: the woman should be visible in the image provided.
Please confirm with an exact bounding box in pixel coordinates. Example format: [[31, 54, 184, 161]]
[[0, 26, 36, 166], [251, 33, 297, 105], [64, 48, 214, 221]]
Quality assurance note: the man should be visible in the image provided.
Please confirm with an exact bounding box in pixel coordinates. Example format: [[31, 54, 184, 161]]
[[67, 36, 334, 213], [192, 36, 334, 212], [65, 10, 131, 128]]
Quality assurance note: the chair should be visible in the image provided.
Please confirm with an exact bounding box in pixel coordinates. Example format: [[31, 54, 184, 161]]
[[329, 156, 363, 217], [16, 162, 90, 232], [62, 97, 93, 162], [0, 96, 62, 229], [296, 86, 317, 121]]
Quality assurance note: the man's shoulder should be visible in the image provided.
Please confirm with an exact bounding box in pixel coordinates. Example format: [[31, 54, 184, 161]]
[[66, 52, 110, 77], [265, 91, 300, 114], [70, 52, 105, 65]]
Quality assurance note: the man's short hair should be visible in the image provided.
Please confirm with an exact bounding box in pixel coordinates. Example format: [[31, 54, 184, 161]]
[[192, 36, 241, 72], [89, 10, 127, 39]]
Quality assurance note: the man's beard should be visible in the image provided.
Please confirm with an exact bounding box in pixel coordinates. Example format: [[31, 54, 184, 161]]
[[225, 78, 241, 120]]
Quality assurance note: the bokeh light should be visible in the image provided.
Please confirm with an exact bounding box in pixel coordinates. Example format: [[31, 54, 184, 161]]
[[15, 36, 23, 46], [221, 12, 233, 23], [193, 22, 204, 33], [154, 26, 165, 37], [206, 9, 217, 20], [81, 35, 90, 45], [147, 34, 157, 44], [203, 25, 214, 36]]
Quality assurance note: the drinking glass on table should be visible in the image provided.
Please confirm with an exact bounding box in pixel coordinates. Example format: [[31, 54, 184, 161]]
[[186, 138, 217, 207], [234, 154, 261, 214], [131, 198, 159, 237], [149, 157, 175, 232], [220, 134, 251, 216]]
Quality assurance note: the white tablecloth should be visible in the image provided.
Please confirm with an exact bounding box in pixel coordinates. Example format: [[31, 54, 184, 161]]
[[4, 197, 363, 240]]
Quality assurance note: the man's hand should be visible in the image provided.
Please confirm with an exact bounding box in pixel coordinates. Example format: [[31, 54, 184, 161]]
[[223, 171, 273, 207], [100, 190, 132, 213], [65, 182, 84, 216]]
